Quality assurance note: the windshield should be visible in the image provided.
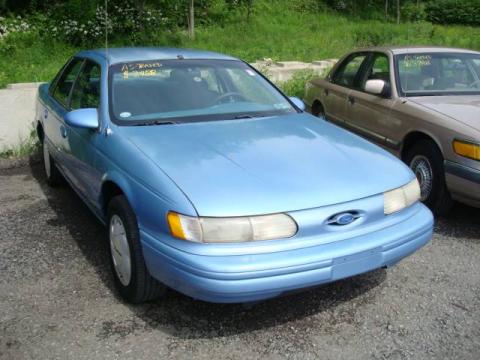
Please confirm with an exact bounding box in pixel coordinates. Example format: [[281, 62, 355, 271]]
[[108, 59, 296, 124], [396, 53, 480, 96]]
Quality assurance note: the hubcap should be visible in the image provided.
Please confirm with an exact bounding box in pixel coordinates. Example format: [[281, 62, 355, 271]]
[[109, 215, 132, 286], [43, 141, 51, 178], [410, 155, 433, 201]]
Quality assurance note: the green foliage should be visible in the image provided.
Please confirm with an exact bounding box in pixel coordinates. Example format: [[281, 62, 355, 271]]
[[1, 0, 480, 89], [44, 1, 166, 45], [277, 69, 320, 99], [0, 31, 78, 88], [402, 2, 426, 23], [425, 0, 480, 26]]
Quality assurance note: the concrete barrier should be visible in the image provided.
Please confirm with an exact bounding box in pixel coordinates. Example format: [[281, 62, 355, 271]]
[[0, 82, 43, 150], [251, 59, 337, 82], [0, 59, 338, 150]]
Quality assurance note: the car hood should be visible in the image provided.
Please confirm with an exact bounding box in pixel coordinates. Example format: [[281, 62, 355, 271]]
[[409, 95, 480, 131], [121, 113, 413, 216]]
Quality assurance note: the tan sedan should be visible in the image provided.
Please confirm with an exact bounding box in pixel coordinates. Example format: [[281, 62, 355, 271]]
[[304, 46, 480, 214]]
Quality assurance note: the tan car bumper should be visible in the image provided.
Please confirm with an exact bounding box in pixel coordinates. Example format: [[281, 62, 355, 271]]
[[445, 161, 480, 208]]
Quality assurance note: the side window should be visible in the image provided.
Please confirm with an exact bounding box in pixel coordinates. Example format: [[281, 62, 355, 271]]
[[332, 54, 367, 88], [70, 61, 101, 110], [52, 59, 84, 107], [362, 54, 390, 89]]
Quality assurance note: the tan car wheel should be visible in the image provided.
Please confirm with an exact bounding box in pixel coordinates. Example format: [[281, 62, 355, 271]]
[[406, 140, 453, 215]]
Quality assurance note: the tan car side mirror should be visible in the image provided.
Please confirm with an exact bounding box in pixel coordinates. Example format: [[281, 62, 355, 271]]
[[365, 79, 386, 95]]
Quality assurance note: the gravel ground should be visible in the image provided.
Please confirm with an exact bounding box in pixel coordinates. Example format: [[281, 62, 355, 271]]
[[1, 164, 479, 360]]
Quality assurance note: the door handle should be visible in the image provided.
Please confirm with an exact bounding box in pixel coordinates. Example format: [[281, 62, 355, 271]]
[[348, 95, 355, 104], [60, 125, 67, 138]]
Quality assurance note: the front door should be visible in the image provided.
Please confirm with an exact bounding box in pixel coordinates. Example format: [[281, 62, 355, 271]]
[[344, 52, 397, 149], [325, 53, 369, 125], [63, 59, 103, 205]]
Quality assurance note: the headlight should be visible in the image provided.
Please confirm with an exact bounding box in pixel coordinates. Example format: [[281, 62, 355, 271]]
[[167, 212, 298, 243], [453, 140, 480, 161], [384, 178, 421, 215]]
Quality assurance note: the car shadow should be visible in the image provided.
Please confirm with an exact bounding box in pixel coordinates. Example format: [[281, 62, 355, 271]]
[[29, 160, 389, 338], [435, 202, 480, 242]]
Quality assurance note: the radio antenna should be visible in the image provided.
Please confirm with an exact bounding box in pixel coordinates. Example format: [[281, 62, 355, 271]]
[[104, 0, 108, 57]]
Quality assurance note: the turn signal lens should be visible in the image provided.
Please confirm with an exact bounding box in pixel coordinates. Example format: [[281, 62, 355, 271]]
[[384, 178, 421, 215], [453, 140, 480, 161], [167, 212, 202, 242], [167, 212, 298, 243]]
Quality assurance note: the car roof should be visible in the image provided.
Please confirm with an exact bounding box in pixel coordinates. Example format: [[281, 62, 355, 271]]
[[353, 46, 480, 55], [76, 47, 239, 65]]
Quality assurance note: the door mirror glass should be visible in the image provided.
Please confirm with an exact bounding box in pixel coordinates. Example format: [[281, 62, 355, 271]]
[[65, 108, 99, 129], [365, 79, 386, 95], [289, 96, 306, 111]]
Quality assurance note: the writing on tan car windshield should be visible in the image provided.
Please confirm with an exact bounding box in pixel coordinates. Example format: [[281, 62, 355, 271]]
[[397, 52, 480, 95]]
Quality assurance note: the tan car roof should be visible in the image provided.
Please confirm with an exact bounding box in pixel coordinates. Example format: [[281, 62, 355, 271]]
[[354, 46, 480, 55]]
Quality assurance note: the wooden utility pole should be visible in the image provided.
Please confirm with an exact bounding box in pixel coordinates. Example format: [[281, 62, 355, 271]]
[[187, 0, 195, 39], [385, 0, 388, 19]]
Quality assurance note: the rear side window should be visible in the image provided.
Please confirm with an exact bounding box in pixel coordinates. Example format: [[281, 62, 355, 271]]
[[52, 58, 84, 107], [332, 54, 367, 88], [70, 60, 101, 110]]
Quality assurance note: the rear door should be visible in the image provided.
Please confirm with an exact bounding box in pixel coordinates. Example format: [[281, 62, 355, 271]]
[[47, 58, 84, 176], [344, 52, 397, 148], [324, 53, 369, 124]]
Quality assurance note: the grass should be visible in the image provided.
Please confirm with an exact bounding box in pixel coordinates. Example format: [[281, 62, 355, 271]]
[[1, 1, 480, 88], [0, 128, 40, 159]]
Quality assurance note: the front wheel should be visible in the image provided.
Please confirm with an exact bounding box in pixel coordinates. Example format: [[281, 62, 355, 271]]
[[107, 195, 166, 303], [405, 140, 453, 215], [312, 101, 325, 118]]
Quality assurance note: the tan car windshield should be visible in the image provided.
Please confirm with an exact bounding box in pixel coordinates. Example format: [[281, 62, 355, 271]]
[[397, 53, 480, 96]]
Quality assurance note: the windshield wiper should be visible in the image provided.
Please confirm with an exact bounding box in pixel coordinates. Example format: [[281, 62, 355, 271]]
[[133, 120, 175, 126], [233, 114, 270, 119], [234, 114, 253, 119]]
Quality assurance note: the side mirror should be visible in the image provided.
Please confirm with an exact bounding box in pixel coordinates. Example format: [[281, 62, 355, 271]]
[[365, 79, 391, 97], [290, 97, 306, 111], [65, 108, 99, 130]]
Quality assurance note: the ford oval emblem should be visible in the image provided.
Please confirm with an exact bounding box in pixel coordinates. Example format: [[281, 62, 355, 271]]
[[327, 212, 360, 226]]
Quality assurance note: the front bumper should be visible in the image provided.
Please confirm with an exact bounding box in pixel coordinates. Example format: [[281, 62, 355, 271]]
[[445, 160, 480, 208], [141, 203, 433, 303]]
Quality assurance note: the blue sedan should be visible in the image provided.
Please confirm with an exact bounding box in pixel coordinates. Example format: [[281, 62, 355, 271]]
[[36, 48, 433, 303]]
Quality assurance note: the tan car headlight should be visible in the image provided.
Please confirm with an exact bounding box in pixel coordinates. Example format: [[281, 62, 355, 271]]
[[167, 212, 298, 243], [384, 179, 421, 215], [453, 140, 480, 161]]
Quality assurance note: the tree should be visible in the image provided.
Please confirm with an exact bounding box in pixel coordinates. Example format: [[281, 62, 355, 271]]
[[396, 0, 400, 24], [187, 0, 194, 39]]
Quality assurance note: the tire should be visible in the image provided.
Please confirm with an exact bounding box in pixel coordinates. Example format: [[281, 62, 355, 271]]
[[42, 138, 63, 187], [312, 101, 325, 118], [107, 195, 166, 303], [405, 140, 453, 215]]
